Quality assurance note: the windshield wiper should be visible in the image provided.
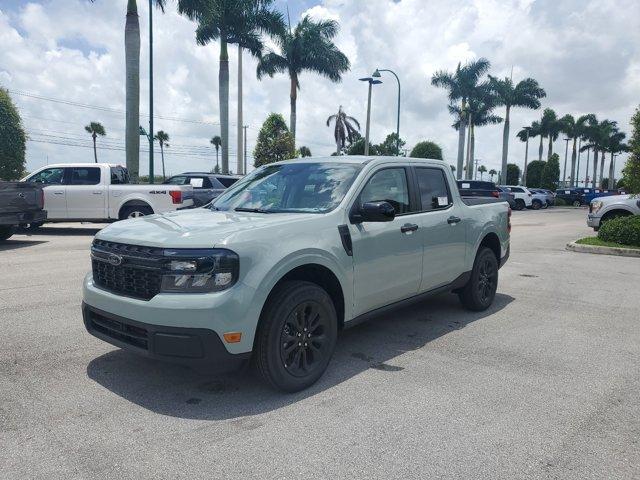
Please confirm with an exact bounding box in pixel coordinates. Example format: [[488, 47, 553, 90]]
[[234, 207, 273, 214]]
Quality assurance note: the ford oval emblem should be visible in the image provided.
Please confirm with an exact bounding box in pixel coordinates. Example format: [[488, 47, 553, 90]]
[[107, 253, 123, 266]]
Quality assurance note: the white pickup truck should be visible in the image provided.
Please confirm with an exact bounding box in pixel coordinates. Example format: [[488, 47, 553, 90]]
[[22, 163, 193, 224]]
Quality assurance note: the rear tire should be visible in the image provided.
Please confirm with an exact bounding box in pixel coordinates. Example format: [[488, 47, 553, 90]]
[[515, 199, 525, 211], [27, 221, 44, 230], [459, 247, 499, 312], [0, 226, 14, 241], [532, 199, 542, 210], [255, 281, 338, 392], [119, 205, 153, 220], [572, 200, 581, 207]]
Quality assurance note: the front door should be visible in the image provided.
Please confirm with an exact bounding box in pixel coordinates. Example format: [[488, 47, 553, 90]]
[[350, 166, 423, 316], [26, 167, 67, 219], [66, 167, 106, 219]]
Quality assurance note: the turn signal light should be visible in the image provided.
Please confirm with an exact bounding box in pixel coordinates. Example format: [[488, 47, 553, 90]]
[[223, 332, 242, 343]]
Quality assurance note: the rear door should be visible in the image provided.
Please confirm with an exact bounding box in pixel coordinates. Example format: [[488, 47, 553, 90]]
[[350, 166, 423, 316], [26, 167, 67, 219], [414, 166, 467, 291], [66, 166, 106, 219]]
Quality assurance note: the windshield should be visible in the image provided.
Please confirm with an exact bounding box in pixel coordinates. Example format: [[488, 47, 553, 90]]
[[210, 162, 361, 213]]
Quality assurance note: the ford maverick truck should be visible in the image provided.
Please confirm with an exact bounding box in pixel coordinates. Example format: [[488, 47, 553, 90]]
[[82, 156, 510, 392]]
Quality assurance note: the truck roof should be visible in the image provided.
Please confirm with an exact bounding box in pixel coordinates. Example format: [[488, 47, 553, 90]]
[[273, 155, 447, 166], [35, 163, 124, 169]]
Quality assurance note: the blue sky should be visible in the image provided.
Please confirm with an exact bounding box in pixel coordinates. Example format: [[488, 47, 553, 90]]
[[1, 0, 639, 180]]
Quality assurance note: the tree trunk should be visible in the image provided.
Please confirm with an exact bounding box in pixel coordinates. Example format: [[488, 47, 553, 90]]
[[92, 133, 98, 163], [470, 123, 476, 180], [570, 138, 577, 187], [290, 73, 298, 143], [125, 0, 140, 182], [608, 152, 615, 189], [237, 45, 243, 175], [465, 113, 473, 180], [592, 149, 598, 188], [575, 138, 582, 187], [160, 145, 166, 180], [547, 135, 553, 160], [501, 105, 510, 181], [598, 151, 605, 187], [523, 134, 530, 186], [219, 40, 229, 174], [538, 135, 543, 161], [456, 99, 466, 180], [215, 149, 219, 172]]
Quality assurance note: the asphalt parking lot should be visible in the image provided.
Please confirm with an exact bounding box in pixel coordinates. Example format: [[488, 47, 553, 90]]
[[1, 208, 639, 480]]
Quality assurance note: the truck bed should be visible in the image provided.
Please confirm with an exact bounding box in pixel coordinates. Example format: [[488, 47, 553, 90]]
[[461, 196, 506, 207]]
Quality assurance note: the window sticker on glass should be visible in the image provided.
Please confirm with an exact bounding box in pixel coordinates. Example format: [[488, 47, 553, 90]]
[[190, 178, 204, 188], [437, 196, 449, 207], [461, 183, 470, 189], [565, 190, 570, 194]]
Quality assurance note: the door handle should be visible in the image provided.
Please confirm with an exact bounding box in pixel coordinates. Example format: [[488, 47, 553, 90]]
[[53, 191, 64, 195], [400, 223, 419, 233], [447, 216, 462, 224], [92, 191, 103, 195]]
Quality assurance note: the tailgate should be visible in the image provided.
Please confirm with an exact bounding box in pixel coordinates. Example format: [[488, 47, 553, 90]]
[[0, 182, 42, 214]]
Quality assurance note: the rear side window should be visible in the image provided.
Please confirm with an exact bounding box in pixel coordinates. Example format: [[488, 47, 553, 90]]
[[111, 167, 129, 184], [359, 168, 411, 214], [416, 168, 451, 210], [164, 176, 187, 185], [69, 167, 101, 185], [509, 187, 524, 193], [216, 177, 238, 188]]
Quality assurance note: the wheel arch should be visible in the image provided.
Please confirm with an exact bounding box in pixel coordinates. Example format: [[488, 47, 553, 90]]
[[478, 231, 501, 265], [601, 208, 633, 221], [118, 200, 154, 219]]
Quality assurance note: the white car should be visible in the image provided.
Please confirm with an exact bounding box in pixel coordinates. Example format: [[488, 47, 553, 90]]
[[588, 194, 640, 231], [22, 163, 193, 224], [500, 185, 533, 210]]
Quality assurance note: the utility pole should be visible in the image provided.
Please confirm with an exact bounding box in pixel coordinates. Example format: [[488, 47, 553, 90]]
[[243, 125, 248, 175], [359, 77, 382, 156], [576, 138, 582, 186], [473, 158, 479, 180], [237, 46, 244, 175], [562, 138, 570, 187], [372, 68, 401, 155], [148, 0, 155, 183]]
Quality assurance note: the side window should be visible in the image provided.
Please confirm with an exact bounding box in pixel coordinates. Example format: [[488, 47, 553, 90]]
[[217, 177, 238, 188], [189, 177, 205, 188], [28, 168, 66, 185], [416, 168, 451, 211], [510, 187, 524, 193], [111, 167, 129, 185], [69, 167, 101, 185], [359, 168, 411, 214]]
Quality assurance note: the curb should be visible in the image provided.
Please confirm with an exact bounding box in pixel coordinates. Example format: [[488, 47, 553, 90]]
[[566, 241, 640, 258]]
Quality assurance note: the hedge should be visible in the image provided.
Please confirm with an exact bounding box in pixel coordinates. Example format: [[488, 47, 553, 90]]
[[598, 215, 640, 247]]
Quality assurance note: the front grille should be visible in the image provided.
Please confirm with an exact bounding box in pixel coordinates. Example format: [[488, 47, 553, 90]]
[[88, 309, 148, 350], [91, 240, 164, 300]]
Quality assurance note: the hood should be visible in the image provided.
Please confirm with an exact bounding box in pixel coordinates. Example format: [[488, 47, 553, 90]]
[[96, 208, 320, 248], [596, 194, 635, 205]]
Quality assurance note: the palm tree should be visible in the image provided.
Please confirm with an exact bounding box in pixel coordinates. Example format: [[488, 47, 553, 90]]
[[431, 58, 491, 180], [540, 108, 561, 160], [84, 122, 106, 163], [256, 15, 350, 143], [478, 165, 487, 180], [91, 0, 166, 181], [298, 146, 312, 157], [489, 168, 497, 182], [178, 0, 283, 174], [326, 106, 360, 154], [210, 135, 222, 172], [489, 75, 545, 178], [603, 130, 627, 188], [517, 126, 533, 185], [581, 118, 617, 188], [559, 114, 595, 186], [154, 130, 169, 180]]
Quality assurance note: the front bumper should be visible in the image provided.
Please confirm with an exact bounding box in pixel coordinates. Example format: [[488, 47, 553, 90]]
[[83, 303, 250, 374], [587, 214, 601, 229]]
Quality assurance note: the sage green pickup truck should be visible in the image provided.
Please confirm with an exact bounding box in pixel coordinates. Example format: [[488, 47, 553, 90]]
[[83, 156, 510, 391]]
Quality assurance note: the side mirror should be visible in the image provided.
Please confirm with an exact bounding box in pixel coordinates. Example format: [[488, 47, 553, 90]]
[[356, 201, 395, 223]]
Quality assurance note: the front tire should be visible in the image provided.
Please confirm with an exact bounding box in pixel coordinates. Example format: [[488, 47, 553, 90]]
[[515, 199, 525, 211], [572, 200, 581, 207], [255, 281, 338, 392], [119, 205, 153, 220], [459, 247, 499, 312], [531, 199, 542, 210]]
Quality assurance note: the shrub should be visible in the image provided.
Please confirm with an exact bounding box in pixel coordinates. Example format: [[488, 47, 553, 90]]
[[410, 141, 443, 160], [598, 215, 640, 246]]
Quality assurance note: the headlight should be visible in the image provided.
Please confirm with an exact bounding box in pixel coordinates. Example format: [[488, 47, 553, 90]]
[[160, 248, 239, 293], [591, 200, 603, 214]]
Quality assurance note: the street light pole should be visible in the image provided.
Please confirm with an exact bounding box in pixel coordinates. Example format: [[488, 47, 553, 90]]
[[148, 0, 155, 184], [359, 77, 382, 156], [576, 138, 582, 186], [522, 126, 530, 186], [373, 68, 401, 155], [562, 138, 570, 187]]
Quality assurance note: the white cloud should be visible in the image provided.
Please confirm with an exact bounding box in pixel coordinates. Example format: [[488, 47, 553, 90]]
[[0, 0, 638, 180]]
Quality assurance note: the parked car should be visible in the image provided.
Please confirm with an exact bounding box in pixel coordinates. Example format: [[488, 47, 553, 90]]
[[528, 190, 549, 210], [0, 181, 47, 241], [555, 188, 584, 207], [530, 188, 555, 207], [83, 156, 510, 392], [21, 163, 194, 225], [500, 185, 533, 210], [163, 173, 226, 207], [183, 172, 242, 189], [495, 187, 517, 209], [587, 194, 640, 231]]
